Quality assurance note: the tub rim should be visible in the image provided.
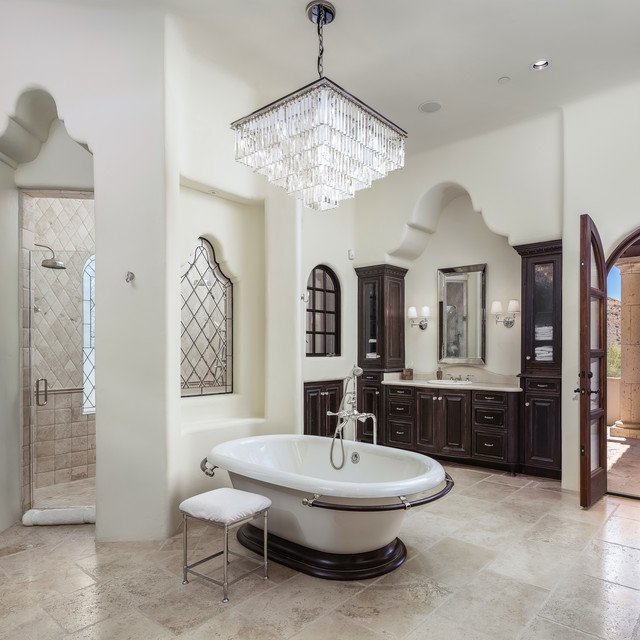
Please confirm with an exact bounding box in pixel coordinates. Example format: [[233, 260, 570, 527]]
[[207, 433, 446, 499]]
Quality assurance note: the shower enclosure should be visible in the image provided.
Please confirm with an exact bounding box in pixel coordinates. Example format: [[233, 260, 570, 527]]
[[20, 191, 96, 512]]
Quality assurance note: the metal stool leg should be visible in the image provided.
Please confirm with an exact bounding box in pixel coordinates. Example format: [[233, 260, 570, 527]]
[[263, 510, 269, 580], [182, 514, 189, 585], [222, 524, 229, 603]]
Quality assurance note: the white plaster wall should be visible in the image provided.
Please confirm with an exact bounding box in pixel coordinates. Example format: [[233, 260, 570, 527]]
[[301, 200, 358, 383], [404, 195, 521, 376], [165, 22, 302, 524], [354, 110, 563, 266], [15, 119, 93, 190], [561, 80, 640, 491], [0, 0, 170, 539], [0, 161, 21, 531]]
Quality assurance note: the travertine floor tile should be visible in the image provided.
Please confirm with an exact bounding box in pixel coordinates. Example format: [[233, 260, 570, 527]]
[[437, 570, 549, 640], [65, 609, 173, 640], [519, 617, 601, 639], [458, 479, 521, 502], [597, 515, 640, 549], [0, 605, 65, 640], [336, 579, 452, 639], [488, 539, 580, 589], [450, 510, 531, 550], [579, 539, 640, 592], [540, 573, 640, 639], [405, 613, 494, 640], [523, 513, 599, 549], [289, 611, 387, 640]]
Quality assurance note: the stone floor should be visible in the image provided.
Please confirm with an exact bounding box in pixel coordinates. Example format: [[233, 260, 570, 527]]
[[1, 463, 640, 639], [608, 434, 640, 497], [33, 478, 96, 509]]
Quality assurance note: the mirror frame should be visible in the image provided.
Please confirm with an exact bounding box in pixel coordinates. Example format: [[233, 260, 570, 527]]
[[437, 263, 486, 365]]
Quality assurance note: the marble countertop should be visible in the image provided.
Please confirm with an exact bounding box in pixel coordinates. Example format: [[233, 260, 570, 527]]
[[381, 378, 522, 393]]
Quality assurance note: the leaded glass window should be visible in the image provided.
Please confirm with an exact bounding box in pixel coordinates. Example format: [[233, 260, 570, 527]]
[[306, 265, 341, 357], [82, 255, 96, 413], [180, 238, 233, 396]]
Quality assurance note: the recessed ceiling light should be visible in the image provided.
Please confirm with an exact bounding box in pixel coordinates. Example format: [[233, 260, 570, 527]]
[[418, 101, 442, 113], [530, 59, 550, 71], [497, 76, 511, 84]]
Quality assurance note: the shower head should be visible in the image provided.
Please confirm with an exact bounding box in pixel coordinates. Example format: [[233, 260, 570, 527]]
[[34, 243, 66, 270]]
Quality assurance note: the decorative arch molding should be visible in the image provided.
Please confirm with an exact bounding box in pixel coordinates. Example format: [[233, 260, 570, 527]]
[[606, 224, 640, 272], [388, 181, 484, 262], [0, 87, 92, 168]]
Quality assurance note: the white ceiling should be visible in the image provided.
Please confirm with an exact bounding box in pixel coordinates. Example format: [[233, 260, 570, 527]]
[[72, 0, 640, 154]]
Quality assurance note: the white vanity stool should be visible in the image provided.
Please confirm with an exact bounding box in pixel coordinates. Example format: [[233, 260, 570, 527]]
[[179, 487, 271, 603]]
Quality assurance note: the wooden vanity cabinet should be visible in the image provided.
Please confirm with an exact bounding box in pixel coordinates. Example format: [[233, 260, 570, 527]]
[[515, 240, 562, 479], [385, 384, 519, 472], [356, 372, 384, 444], [303, 380, 343, 437]]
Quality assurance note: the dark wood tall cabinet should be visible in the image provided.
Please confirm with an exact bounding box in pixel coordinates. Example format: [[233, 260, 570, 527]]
[[515, 241, 563, 478], [355, 264, 408, 445]]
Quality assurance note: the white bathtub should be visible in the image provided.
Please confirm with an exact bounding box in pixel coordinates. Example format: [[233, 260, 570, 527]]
[[206, 434, 448, 556]]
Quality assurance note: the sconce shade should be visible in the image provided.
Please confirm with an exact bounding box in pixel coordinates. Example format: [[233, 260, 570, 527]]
[[421, 306, 431, 318], [507, 299, 520, 314], [490, 300, 503, 315], [407, 306, 418, 319]]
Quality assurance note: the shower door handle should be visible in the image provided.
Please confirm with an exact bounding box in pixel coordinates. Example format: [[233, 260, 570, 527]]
[[35, 378, 48, 406]]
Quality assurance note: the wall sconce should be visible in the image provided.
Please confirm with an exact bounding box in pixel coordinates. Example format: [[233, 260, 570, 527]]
[[408, 306, 431, 330], [491, 299, 520, 328]]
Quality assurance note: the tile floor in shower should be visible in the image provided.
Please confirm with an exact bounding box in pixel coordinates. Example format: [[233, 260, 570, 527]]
[[1, 463, 640, 640], [33, 478, 95, 509]]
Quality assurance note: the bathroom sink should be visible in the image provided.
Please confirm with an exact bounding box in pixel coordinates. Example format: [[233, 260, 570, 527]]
[[427, 379, 473, 385]]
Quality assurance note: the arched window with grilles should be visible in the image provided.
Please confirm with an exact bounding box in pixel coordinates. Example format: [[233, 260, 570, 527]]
[[305, 265, 341, 357], [180, 238, 233, 396]]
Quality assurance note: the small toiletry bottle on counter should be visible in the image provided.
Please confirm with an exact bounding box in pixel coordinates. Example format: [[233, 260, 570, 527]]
[[436, 367, 443, 380]]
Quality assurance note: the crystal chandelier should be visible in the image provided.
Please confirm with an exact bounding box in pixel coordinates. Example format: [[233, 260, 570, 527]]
[[231, 2, 407, 211]]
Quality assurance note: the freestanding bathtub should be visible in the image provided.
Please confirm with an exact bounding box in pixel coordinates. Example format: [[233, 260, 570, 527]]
[[204, 434, 453, 579]]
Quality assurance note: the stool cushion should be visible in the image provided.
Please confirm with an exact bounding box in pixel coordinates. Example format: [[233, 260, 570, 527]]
[[179, 487, 271, 525]]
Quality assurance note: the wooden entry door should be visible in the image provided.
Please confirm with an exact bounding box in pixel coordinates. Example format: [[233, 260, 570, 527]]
[[579, 214, 607, 508]]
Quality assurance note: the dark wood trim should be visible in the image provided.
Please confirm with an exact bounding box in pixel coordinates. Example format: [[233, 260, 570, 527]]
[[606, 226, 640, 271], [355, 264, 408, 279], [579, 214, 608, 508], [306, 264, 341, 357], [237, 524, 407, 581], [514, 239, 563, 257]]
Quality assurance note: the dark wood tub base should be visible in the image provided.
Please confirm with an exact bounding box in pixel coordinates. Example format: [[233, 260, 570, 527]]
[[237, 523, 407, 581]]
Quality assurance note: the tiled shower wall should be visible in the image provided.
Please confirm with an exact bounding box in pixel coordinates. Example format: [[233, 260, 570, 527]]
[[21, 192, 95, 505]]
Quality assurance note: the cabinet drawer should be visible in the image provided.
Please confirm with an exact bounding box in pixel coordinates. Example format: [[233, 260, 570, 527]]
[[387, 386, 414, 398], [472, 391, 506, 405], [473, 407, 505, 428], [388, 399, 413, 418], [361, 372, 383, 383], [525, 378, 560, 394], [387, 420, 413, 445], [473, 430, 507, 461]]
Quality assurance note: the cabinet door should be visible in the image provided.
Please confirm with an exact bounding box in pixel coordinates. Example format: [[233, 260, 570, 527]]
[[357, 382, 382, 443], [303, 385, 323, 436], [522, 254, 562, 373], [358, 276, 382, 369], [439, 391, 471, 457], [386, 419, 414, 449], [416, 389, 439, 454], [523, 394, 561, 469], [323, 382, 344, 437], [383, 275, 405, 369]]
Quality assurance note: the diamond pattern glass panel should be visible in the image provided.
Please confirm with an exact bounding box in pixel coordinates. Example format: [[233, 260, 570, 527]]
[[82, 256, 96, 413], [180, 239, 233, 396]]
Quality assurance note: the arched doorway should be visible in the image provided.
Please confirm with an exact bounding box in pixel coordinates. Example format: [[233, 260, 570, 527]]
[[605, 227, 640, 499], [0, 88, 96, 524]]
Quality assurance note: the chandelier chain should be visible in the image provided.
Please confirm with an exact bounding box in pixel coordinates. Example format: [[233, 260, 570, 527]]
[[317, 6, 325, 78]]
